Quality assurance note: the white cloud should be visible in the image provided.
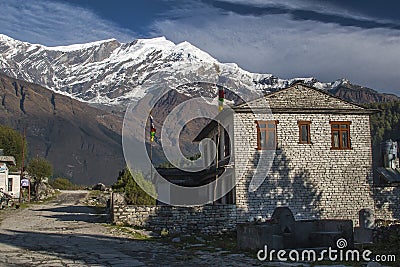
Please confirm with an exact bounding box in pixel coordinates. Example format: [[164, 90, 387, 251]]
[[0, 0, 136, 45], [152, 4, 400, 94]]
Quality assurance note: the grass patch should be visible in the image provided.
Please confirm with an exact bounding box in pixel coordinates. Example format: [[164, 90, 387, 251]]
[[16, 202, 29, 209], [88, 190, 103, 198], [106, 225, 153, 240]]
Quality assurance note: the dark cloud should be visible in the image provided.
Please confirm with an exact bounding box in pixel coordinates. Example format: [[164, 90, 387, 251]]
[[201, 0, 400, 30]]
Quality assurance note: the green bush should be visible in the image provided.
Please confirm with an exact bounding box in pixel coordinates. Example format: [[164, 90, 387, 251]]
[[49, 177, 81, 190], [112, 167, 156, 205]]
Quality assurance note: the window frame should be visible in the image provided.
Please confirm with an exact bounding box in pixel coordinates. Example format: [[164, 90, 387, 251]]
[[256, 120, 279, 150], [7, 178, 12, 192], [330, 121, 352, 150], [224, 127, 230, 158], [297, 121, 311, 144]]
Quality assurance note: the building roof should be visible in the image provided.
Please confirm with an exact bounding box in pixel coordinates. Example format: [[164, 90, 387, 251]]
[[193, 83, 380, 142], [0, 155, 16, 166], [234, 83, 380, 114], [157, 164, 226, 187], [376, 167, 400, 184]]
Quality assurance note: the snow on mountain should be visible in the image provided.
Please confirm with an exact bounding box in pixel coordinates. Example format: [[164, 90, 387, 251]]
[[0, 34, 345, 106]]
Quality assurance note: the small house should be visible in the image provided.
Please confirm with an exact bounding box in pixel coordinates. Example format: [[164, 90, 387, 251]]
[[0, 151, 20, 199]]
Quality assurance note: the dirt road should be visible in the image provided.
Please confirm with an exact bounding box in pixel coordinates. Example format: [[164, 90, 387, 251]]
[[0, 191, 260, 267]]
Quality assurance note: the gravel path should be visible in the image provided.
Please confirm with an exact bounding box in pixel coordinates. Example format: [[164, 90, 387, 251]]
[[0, 191, 264, 266]]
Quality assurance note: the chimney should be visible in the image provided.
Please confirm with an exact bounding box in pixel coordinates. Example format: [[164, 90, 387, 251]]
[[0, 149, 3, 156]]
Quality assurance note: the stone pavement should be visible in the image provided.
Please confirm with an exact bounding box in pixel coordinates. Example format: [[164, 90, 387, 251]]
[[0, 191, 265, 266], [0, 191, 373, 267]]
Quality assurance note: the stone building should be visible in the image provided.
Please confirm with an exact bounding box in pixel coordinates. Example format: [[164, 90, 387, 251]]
[[194, 83, 378, 226]]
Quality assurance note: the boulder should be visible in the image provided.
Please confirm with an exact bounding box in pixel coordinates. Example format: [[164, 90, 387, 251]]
[[35, 182, 56, 201], [92, 183, 106, 191]]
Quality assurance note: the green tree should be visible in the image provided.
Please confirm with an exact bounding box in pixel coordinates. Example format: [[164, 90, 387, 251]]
[[113, 167, 156, 205], [366, 101, 400, 146], [0, 125, 27, 170], [27, 157, 53, 184]]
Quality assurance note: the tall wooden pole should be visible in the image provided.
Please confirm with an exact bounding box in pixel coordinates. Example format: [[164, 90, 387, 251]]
[[150, 141, 153, 182], [19, 127, 25, 203], [214, 124, 220, 204], [213, 65, 222, 204]]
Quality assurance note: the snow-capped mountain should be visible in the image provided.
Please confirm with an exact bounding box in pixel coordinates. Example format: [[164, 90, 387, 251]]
[[0, 34, 337, 106], [0, 34, 397, 107]]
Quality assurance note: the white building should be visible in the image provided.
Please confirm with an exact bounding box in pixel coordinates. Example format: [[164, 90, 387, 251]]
[[0, 155, 20, 199]]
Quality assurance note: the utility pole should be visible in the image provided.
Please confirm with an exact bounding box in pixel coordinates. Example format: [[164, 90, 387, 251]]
[[19, 127, 26, 203]]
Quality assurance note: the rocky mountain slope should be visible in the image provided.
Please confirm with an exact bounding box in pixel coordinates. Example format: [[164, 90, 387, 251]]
[[0, 73, 124, 184], [327, 79, 399, 104], [1, 34, 397, 108]]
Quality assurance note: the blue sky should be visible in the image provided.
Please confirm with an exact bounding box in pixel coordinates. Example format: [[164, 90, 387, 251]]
[[0, 0, 399, 95]]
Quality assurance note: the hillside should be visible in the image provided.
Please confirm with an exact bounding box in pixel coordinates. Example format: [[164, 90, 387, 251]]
[[367, 101, 400, 146], [365, 101, 400, 168], [0, 73, 124, 184]]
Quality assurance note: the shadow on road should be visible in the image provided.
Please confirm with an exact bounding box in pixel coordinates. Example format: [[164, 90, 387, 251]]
[[35, 205, 108, 223], [0, 229, 152, 265]]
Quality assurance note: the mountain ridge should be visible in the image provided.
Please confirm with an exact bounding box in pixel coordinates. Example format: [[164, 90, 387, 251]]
[[1, 34, 397, 108]]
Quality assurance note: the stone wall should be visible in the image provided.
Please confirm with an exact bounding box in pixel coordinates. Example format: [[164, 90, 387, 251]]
[[111, 193, 237, 234], [233, 85, 375, 226]]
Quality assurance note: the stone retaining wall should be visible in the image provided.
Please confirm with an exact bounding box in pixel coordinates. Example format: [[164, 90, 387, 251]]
[[111, 193, 237, 234]]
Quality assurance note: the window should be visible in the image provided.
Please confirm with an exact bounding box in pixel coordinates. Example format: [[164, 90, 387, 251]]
[[224, 128, 230, 157], [213, 133, 219, 164], [7, 178, 12, 192], [298, 121, 311, 144], [215, 173, 236, 204], [256, 120, 278, 150], [330, 121, 351, 149], [203, 145, 209, 167]]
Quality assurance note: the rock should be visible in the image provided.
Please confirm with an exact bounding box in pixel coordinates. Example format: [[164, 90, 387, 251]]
[[92, 183, 106, 191], [171, 237, 181, 243], [35, 182, 56, 200], [367, 262, 383, 267], [187, 244, 204, 247], [195, 236, 205, 243]]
